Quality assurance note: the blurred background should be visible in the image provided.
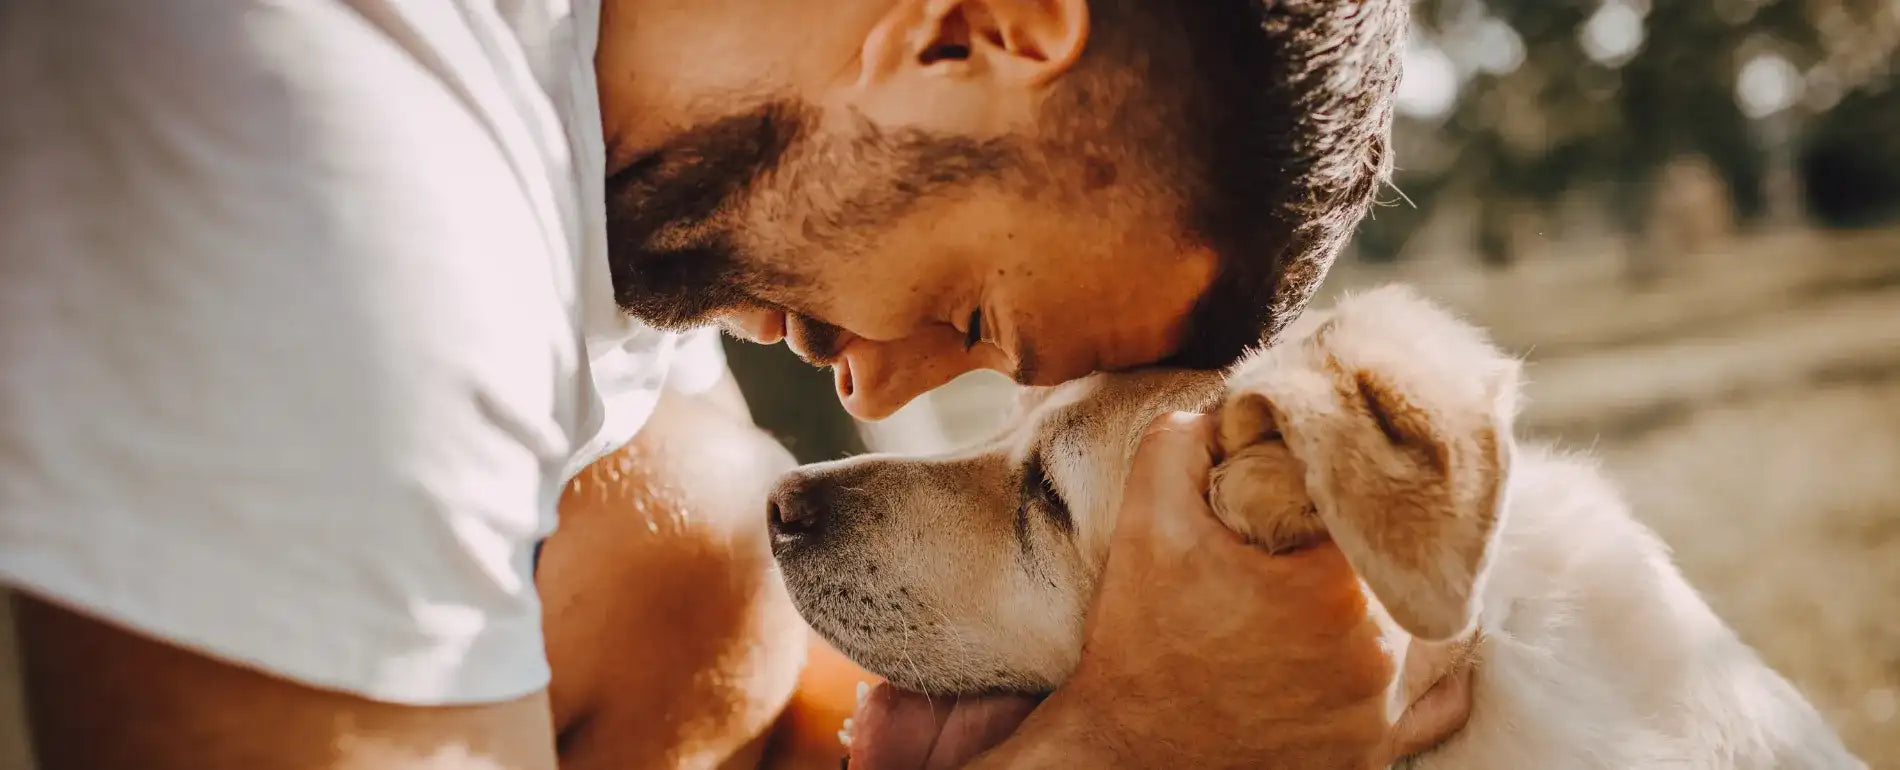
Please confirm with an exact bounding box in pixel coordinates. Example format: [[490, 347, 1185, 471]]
[[728, 0, 1900, 763]]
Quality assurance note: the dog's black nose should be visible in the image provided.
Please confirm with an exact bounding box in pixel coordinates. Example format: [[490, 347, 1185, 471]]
[[767, 472, 833, 546]]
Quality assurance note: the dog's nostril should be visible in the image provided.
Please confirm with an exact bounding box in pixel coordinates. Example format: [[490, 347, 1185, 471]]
[[767, 483, 824, 539]]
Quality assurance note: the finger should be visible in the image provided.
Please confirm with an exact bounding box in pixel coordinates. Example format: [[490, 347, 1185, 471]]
[[1118, 411, 1220, 546], [1127, 411, 1217, 488], [1381, 665, 1474, 762]]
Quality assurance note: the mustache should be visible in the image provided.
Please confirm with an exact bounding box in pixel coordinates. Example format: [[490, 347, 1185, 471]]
[[604, 102, 810, 329]]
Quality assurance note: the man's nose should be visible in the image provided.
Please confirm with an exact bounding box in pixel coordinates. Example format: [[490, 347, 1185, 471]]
[[834, 329, 1006, 421]]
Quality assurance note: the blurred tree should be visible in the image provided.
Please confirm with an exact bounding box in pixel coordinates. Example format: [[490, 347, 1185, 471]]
[[1800, 83, 1900, 228], [1364, 0, 1900, 263]]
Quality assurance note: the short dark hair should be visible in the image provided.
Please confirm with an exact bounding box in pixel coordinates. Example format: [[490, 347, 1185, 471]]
[[1055, 0, 1408, 368]]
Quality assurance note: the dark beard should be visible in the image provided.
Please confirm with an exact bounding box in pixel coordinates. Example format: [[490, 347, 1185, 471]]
[[603, 102, 809, 330]]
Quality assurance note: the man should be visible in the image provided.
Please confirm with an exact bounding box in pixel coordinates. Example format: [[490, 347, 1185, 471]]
[[0, 1, 1423, 768]]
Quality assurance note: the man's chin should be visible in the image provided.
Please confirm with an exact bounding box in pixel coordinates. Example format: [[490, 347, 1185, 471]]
[[847, 683, 1044, 770]]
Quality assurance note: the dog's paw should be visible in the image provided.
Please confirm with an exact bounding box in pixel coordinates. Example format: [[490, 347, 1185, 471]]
[[1216, 286, 1519, 641], [1207, 308, 1333, 553], [1208, 429, 1322, 554]]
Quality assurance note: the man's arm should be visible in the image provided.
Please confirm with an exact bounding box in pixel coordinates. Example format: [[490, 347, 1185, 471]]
[[538, 380, 814, 770]]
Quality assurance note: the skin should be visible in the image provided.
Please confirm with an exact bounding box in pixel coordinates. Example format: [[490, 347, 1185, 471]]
[[536, 385, 811, 770], [11, 0, 1410, 768]]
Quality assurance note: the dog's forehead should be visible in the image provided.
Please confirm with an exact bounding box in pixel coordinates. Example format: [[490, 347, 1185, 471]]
[[1017, 375, 1140, 443], [1022, 369, 1224, 455]]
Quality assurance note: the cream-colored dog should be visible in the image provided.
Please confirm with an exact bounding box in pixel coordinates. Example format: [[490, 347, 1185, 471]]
[[768, 285, 1862, 768]]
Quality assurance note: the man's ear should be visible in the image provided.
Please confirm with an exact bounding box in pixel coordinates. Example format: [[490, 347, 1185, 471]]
[[862, 0, 1089, 86]]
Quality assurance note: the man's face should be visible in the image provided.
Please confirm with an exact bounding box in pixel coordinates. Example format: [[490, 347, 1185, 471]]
[[597, 0, 1222, 419]]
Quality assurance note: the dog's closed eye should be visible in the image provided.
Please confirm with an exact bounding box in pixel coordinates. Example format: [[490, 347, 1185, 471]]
[[1020, 450, 1072, 534]]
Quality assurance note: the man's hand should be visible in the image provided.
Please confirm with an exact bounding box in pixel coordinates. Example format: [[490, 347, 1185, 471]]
[[974, 412, 1396, 769]]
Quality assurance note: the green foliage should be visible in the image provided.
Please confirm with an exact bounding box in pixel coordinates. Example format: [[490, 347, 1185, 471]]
[[1364, 0, 1900, 261]]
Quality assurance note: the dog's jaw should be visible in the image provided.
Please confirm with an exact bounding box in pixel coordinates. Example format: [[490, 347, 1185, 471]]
[[773, 535, 1080, 695]]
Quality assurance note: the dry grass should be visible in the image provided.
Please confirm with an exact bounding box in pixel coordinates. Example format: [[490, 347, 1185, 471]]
[[1597, 380, 1900, 765]]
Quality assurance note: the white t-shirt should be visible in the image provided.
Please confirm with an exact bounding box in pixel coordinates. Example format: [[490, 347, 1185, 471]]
[[0, 0, 725, 705]]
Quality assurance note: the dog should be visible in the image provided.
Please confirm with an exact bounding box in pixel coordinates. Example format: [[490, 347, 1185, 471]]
[[768, 285, 1862, 768]]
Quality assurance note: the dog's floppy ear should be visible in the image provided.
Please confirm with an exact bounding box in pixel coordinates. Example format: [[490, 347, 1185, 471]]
[[1222, 286, 1517, 641]]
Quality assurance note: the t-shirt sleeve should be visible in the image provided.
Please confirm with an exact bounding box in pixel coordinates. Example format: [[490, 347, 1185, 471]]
[[0, 3, 577, 705]]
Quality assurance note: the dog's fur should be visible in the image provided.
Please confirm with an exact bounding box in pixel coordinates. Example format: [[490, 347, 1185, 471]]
[[769, 285, 1862, 768]]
